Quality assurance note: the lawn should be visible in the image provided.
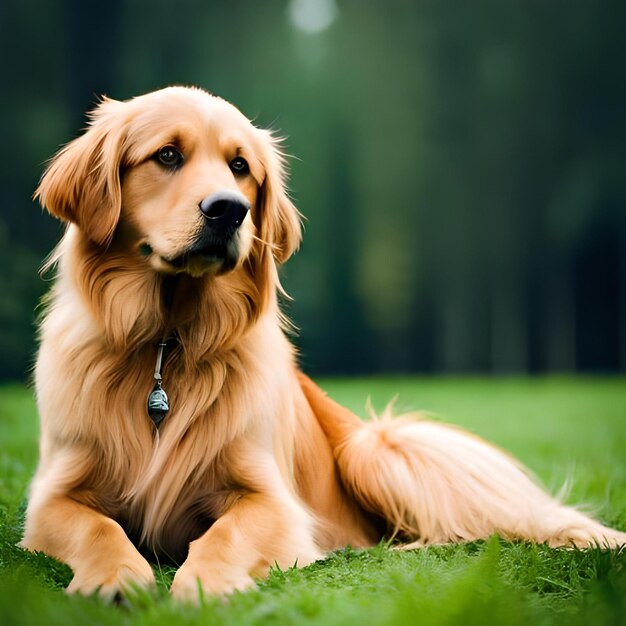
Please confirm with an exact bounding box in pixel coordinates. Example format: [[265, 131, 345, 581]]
[[1, 377, 625, 625]]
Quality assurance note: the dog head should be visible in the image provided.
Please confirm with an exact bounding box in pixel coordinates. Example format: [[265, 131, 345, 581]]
[[36, 87, 302, 277]]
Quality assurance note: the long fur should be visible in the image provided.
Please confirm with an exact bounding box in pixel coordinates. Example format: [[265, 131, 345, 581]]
[[22, 87, 625, 602], [297, 374, 625, 549]]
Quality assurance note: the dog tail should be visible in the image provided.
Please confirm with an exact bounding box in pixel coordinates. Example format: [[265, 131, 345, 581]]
[[297, 373, 626, 549]]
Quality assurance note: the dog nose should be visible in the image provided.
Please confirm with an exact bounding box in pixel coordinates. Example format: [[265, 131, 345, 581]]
[[199, 190, 249, 229]]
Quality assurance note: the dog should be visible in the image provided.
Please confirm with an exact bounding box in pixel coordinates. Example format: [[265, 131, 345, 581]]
[[22, 86, 626, 602]]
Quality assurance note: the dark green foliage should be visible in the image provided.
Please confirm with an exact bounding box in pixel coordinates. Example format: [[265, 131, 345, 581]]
[[1, 1, 626, 378]]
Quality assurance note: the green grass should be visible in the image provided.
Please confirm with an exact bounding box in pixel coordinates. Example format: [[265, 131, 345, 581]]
[[1, 377, 625, 625]]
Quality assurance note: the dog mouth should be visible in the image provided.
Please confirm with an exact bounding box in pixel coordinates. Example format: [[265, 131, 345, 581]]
[[167, 245, 237, 275], [137, 236, 240, 277], [158, 236, 241, 277]]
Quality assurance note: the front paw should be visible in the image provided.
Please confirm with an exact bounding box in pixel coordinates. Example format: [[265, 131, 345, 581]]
[[170, 560, 255, 603], [67, 555, 156, 601]]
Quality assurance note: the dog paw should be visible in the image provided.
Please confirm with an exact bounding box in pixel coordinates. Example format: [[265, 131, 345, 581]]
[[170, 561, 255, 603], [66, 557, 156, 601], [562, 528, 626, 550]]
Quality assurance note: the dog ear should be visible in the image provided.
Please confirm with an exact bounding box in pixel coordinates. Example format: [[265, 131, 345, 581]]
[[35, 98, 127, 246], [257, 132, 302, 264]]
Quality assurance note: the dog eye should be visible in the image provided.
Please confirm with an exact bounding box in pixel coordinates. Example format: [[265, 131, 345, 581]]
[[156, 145, 183, 168], [229, 156, 249, 175]]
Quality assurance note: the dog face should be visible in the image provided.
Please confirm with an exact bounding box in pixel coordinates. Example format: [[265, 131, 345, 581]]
[[121, 90, 262, 276], [36, 87, 302, 276]]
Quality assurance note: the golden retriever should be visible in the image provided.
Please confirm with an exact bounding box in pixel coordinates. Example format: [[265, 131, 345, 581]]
[[22, 86, 625, 602]]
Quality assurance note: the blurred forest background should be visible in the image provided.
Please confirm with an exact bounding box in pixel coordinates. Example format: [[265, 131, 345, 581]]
[[0, 0, 625, 380]]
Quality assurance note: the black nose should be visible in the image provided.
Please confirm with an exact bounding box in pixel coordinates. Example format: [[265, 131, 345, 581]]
[[199, 190, 249, 229]]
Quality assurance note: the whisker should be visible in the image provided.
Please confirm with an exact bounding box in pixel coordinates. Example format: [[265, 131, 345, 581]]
[[250, 233, 279, 251]]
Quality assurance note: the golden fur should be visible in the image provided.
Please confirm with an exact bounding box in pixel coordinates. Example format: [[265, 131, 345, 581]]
[[22, 86, 625, 602]]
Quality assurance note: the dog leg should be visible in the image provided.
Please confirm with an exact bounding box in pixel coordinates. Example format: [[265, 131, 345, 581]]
[[170, 492, 321, 602], [21, 495, 155, 600]]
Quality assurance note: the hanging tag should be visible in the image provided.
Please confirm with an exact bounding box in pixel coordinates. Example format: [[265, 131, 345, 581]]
[[148, 380, 169, 427], [147, 342, 169, 428]]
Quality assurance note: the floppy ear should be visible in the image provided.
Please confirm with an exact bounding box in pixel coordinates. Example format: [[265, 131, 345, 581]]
[[258, 132, 302, 264], [35, 98, 127, 246]]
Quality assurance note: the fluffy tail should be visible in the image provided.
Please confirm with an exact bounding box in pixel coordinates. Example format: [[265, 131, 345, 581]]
[[297, 373, 626, 549]]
